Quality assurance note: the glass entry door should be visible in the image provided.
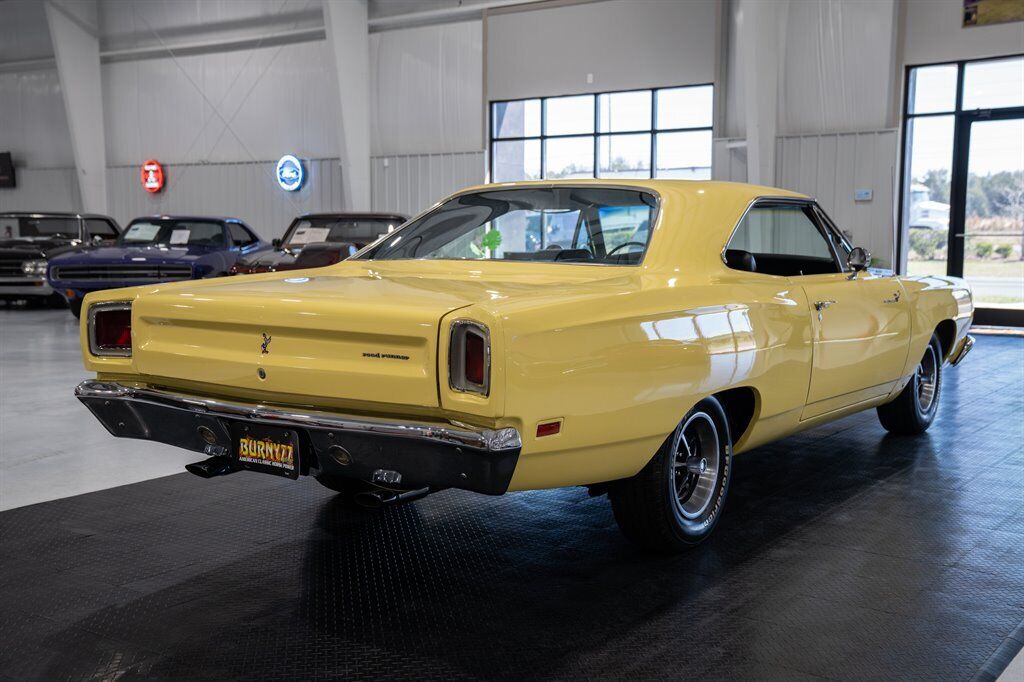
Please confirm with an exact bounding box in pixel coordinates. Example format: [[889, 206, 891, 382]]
[[901, 55, 1024, 326], [959, 116, 1024, 319]]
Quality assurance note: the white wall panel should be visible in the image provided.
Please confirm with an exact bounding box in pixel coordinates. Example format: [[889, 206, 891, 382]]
[[105, 158, 345, 240], [370, 20, 482, 156], [0, 69, 75, 167], [778, 0, 897, 135], [371, 151, 484, 217], [712, 139, 747, 183], [487, 0, 717, 101], [776, 130, 898, 268], [0, 0, 54, 63], [102, 39, 339, 165], [0, 168, 80, 213], [98, 0, 325, 52]]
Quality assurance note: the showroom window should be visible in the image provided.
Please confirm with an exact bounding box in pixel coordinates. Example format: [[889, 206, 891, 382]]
[[489, 85, 713, 183], [899, 54, 1024, 325]]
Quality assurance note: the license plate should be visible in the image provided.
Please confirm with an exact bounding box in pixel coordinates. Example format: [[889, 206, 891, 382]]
[[231, 423, 300, 479]]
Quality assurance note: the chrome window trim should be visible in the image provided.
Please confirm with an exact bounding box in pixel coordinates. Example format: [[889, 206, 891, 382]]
[[87, 300, 133, 358], [448, 320, 491, 397], [719, 196, 845, 276]]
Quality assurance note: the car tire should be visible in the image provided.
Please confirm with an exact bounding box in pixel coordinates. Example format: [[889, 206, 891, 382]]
[[69, 299, 83, 319], [608, 396, 732, 553], [877, 333, 942, 435]]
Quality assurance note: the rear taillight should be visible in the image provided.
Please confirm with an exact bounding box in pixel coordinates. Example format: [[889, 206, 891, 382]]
[[88, 302, 132, 357], [449, 320, 489, 396]]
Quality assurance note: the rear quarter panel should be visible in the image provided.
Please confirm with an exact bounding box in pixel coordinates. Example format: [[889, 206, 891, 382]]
[[491, 273, 814, 490]]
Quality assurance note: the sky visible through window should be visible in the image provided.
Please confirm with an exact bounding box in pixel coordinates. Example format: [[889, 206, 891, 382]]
[[490, 85, 713, 183]]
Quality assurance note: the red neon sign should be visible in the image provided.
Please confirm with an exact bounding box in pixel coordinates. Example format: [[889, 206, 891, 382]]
[[141, 159, 164, 193]]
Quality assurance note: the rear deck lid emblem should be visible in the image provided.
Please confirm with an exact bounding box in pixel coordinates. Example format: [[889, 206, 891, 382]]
[[261, 333, 272, 354]]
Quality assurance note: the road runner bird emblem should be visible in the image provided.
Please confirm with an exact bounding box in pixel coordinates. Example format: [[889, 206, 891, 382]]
[[261, 333, 272, 354], [884, 291, 901, 304]]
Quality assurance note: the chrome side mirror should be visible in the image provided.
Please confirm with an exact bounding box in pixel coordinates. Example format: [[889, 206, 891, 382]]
[[848, 246, 871, 272]]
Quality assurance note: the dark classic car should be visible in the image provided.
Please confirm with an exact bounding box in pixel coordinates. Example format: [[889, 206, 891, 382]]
[[229, 212, 406, 274], [0, 212, 120, 307], [47, 215, 269, 317]]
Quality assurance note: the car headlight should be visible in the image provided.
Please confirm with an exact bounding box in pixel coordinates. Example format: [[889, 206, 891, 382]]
[[21, 259, 47, 277]]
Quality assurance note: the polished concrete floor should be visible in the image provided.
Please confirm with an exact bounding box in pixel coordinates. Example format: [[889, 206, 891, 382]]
[[0, 308, 196, 510], [1, 308, 1022, 680]]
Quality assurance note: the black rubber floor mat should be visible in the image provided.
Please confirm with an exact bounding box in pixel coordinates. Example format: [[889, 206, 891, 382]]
[[1, 336, 1022, 680]]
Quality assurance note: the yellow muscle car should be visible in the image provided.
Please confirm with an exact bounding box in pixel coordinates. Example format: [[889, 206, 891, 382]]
[[75, 180, 974, 552]]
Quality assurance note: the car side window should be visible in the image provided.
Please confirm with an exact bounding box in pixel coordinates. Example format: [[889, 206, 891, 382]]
[[86, 219, 117, 239], [228, 223, 257, 246], [725, 204, 840, 277]]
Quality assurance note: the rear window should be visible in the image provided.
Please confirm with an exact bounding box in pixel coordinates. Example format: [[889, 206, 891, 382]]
[[121, 220, 225, 247], [365, 187, 657, 265], [0, 217, 80, 239]]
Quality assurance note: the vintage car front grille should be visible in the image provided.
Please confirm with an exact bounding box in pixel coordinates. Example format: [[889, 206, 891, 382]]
[[0, 256, 28, 277], [52, 264, 194, 281]]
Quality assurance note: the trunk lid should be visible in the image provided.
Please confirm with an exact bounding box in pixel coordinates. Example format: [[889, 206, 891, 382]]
[[132, 270, 481, 408], [130, 260, 633, 409]]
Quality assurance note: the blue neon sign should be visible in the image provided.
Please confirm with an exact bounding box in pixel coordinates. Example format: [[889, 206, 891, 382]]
[[275, 155, 304, 191]]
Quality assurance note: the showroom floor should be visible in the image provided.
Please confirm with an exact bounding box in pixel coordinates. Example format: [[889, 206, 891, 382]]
[[1, 308, 1022, 680]]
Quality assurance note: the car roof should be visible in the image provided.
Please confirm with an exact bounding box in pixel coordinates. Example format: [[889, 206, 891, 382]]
[[0, 211, 117, 220], [454, 179, 809, 202], [129, 215, 245, 223], [297, 212, 408, 221]]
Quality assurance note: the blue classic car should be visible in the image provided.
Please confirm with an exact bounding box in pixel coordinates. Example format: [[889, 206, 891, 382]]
[[48, 215, 269, 317]]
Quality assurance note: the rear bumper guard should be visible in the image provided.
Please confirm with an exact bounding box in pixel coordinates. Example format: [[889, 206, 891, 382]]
[[75, 380, 522, 495]]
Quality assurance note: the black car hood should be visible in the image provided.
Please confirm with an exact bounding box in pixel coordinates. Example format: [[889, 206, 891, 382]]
[[238, 248, 300, 269], [237, 243, 360, 270], [0, 237, 83, 259]]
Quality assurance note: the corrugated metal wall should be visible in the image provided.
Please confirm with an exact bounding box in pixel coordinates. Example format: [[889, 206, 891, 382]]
[[370, 152, 484, 218], [0, 167, 81, 213], [775, 130, 899, 268], [105, 158, 346, 240], [2, 155, 484, 234], [101, 40, 340, 166], [370, 21, 482, 156]]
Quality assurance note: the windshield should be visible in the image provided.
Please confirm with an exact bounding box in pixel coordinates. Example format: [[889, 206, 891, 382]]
[[121, 220, 225, 247], [0, 216, 80, 240], [282, 218, 400, 248], [364, 187, 657, 265]]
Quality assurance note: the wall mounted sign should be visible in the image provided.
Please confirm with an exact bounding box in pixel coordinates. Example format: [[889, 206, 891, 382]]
[[276, 155, 304, 192], [141, 159, 164, 193], [963, 0, 1024, 27]]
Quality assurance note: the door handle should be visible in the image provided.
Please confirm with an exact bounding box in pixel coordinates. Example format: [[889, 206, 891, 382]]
[[814, 300, 835, 311]]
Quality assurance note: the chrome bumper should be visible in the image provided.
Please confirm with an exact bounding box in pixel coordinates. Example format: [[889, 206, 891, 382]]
[[75, 380, 522, 494], [949, 334, 975, 367]]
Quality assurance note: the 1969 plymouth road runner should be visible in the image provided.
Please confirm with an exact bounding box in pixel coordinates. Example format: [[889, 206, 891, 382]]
[[75, 180, 975, 551]]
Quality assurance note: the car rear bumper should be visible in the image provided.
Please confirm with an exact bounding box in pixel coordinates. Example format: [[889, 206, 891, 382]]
[[75, 380, 522, 495], [0, 277, 53, 297], [949, 334, 975, 367]]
